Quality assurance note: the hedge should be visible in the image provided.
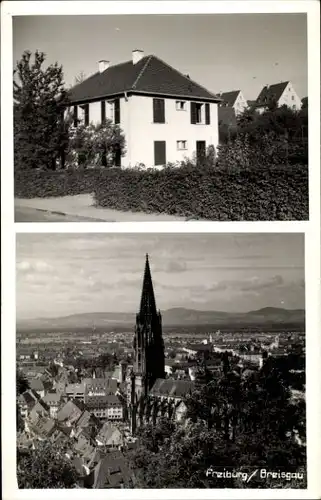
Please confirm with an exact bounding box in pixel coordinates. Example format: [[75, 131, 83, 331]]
[[14, 164, 308, 221]]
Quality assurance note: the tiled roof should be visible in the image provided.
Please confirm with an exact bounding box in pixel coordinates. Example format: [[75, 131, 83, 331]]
[[219, 90, 240, 107], [68, 55, 220, 104], [96, 422, 123, 446], [87, 451, 134, 488], [85, 394, 122, 408], [42, 392, 62, 404], [150, 378, 194, 398], [255, 81, 289, 106], [57, 399, 84, 422], [29, 378, 45, 391]]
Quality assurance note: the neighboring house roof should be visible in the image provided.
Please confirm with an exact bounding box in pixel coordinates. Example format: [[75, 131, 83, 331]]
[[87, 449, 106, 470], [65, 383, 85, 394], [86, 394, 122, 409], [86, 450, 134, 488], [29, 415, 56, 438], [150, 378, 195, 398], [29, 401, 50, 422], [68, 55, 220, 104], [57, 399, 84, 422], [301, 96, 308, 106], [218, 107, 237, 128], [29, 378, 45, 392], [42, 392, 62, 405], [219, 90, 240, 107], [84, 378, 118, 395], [18, 389, 39, 408], [75, 410, 99, 429], [96, 422, 123, 447], [255, 81, 289, 107]]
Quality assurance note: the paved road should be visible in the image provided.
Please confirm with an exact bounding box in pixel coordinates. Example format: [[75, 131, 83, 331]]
[[15, 207, 109, 222]]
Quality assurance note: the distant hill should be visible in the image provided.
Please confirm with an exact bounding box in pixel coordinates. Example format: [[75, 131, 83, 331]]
[[16, 307, 305, 332]]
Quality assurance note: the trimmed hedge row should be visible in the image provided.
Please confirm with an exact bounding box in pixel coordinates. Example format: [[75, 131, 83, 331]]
[[15, 164, 308, 220]]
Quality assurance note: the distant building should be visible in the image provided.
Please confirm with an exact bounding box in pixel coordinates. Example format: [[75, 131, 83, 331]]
[[42, 392, 63, 419], [219, 90, 248, 116], [96, 422, 124, 448], [255, 81, 301, 113], [85, 394, 124, 421], [126, 254, 165, 434], [29, 378, 46, 398]]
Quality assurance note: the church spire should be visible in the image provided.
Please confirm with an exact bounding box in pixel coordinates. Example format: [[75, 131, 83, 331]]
[[138, 253, 157, 319]]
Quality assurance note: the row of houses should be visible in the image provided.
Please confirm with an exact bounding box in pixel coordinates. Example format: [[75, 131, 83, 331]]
[[67, 48, 307, 168], [219, 82, 306, 117]]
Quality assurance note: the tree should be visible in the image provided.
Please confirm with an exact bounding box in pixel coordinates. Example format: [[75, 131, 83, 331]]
[[74, 71, 87, 85], [67, 120, 126, 168], [14, 50, 70, 171], [17, 441, 79, 488], [16, 370, 29, 396]]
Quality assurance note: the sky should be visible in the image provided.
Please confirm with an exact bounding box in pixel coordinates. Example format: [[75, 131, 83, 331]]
[[12, 14, 307, 100], [16, 233, 305, 320]]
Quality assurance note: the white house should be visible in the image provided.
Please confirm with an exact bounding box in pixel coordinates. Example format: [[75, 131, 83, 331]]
[[255, 81, 302, 113], [68, 50, 221, 168], [219, 90, 248, 116]]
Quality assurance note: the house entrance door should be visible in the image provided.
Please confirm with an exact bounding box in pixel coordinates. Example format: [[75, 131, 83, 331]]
[[196, 141, 206, 166]]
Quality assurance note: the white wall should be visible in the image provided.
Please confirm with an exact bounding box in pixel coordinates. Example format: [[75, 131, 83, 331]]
[[76, 95, 219, 168], [234, 92, 248, 116], [127, 95, 219, 167], [278, 82, 302, 111]]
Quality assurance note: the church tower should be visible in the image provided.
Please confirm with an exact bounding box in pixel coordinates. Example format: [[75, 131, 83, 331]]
[[128, 254, 165, 434]]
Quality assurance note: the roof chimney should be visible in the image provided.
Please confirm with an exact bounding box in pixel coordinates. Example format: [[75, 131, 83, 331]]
[[98, 60, 110, 73], [132, 49, 144, 65]]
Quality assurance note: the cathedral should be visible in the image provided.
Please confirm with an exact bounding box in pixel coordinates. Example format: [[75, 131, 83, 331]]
[[126, 255, 194, 434]]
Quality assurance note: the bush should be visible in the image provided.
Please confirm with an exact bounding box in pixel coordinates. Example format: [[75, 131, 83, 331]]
[[15, 163, 308, 220], [66, 120, 126, 168]]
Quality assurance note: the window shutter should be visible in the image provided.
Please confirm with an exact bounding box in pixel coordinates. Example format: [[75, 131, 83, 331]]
[[73, 105, 78, 127], [84, 104, 89, 126], [114, 98, 120, 124], [101, 101, 106, 124], [205, 103, 210, 124], [153, 99, 165, 123], [190, 102, 196, 124], [154, 141, 166, 165]]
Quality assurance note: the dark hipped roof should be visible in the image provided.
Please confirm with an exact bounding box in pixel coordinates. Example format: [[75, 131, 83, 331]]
[[256, 81, 289, 106], [68, 55, 220, 104], [219, 90, 240, 107]]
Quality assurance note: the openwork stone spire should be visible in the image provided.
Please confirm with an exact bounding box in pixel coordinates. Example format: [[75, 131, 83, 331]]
[[138, 253, 157, 320]]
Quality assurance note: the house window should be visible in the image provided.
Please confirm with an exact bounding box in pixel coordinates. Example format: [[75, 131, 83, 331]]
[[114, 98, 120, 124], [73, 105, 78, 127], [154, 141, 166, 165], [101, 101, 106, 124], [176, 100, 186, 111], [80, 104, 89, 126], [108, 101, 115, 123], [177, 140, 187, 150], [191, 102, 204, 124], [153, 98, 165, 123], [291, 95, 295, 101], [205, 103, 210, 124]]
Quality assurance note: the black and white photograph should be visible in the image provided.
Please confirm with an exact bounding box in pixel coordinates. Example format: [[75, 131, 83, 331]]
[[12, 12, 308, 222], [1, 1, 320, 499], [15, 233, 306, 489]]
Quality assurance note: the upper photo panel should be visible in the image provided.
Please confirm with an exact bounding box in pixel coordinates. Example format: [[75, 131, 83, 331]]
[[13, 14, 308, 222]]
